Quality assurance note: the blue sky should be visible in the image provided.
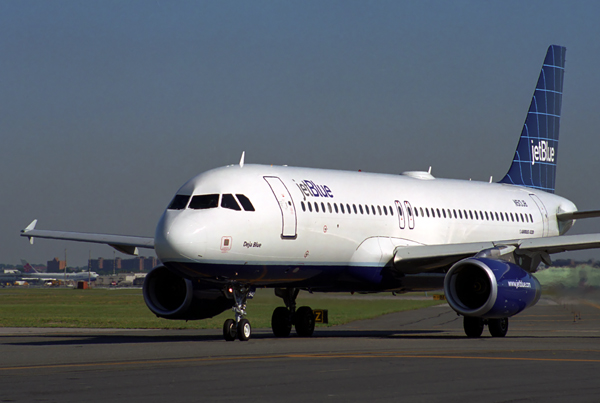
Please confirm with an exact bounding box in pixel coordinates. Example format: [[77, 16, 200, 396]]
[[2, 1, 600, 266]]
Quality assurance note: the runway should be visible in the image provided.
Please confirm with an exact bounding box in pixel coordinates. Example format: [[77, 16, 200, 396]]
[[1, 298, 599, 402]]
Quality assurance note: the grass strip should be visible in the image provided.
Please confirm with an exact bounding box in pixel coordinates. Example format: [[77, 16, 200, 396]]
[[0, 288, 442, 329]]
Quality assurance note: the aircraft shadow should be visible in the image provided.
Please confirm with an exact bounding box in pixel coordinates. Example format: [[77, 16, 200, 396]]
[[4, 327, 596, 347]]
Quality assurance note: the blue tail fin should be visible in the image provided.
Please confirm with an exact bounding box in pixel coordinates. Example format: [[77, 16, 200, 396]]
[[498, 45, 566, 193]]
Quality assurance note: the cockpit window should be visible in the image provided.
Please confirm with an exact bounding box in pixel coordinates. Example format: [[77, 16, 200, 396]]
[[236, 194, 255, 211], [189, 194, 219, 209], [221, 194, 241, 211], [168, 195, 190, 210]]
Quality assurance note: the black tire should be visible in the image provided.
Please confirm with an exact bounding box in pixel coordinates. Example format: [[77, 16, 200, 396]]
[[237, 319, 251, 341], [271, 307, 292, 337], [488, 318, 509, 337], [463, 316, 484, 338], [223, 319, 237, 341], [294, 306, 315, 337]]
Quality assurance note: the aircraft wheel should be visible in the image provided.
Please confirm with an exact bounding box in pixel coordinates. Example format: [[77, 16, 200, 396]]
[[238, 319, 251, 341], [488, 318, 509, 337], [463, 316, 484, 338], [271, 307, 293, 337], [294, 306, 315, 337], [223, 319, 237, 341]]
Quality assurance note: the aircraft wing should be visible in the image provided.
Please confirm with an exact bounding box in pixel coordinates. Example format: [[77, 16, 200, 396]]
[[393, 233, 600, 274], [20, 220, 154, 256]]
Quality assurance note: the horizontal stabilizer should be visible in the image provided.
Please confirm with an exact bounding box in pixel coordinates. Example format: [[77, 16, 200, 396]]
[[557, 210, 600, 221]]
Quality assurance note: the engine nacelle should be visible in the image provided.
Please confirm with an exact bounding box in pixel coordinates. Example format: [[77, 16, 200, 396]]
[[444, 258, 541, 318], [143, 265, 234, 320]]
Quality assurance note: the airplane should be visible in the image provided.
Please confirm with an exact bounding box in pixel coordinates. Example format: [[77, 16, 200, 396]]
[[21, 45, 600, 341], [20, 260, 99, 282]]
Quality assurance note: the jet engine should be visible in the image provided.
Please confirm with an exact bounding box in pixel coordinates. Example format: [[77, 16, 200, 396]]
[[143, 265, 234, 320], [443, 258, 541, 318]]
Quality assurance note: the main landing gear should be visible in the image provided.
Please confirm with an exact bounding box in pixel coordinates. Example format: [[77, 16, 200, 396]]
[[271, 288, 315, 338], [463, 316, 509, 338], [222, 284, 254, 341]]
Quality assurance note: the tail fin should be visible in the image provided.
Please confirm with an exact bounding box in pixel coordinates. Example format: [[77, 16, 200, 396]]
[[498, 45, 566, 193], [20, 259, 38, 273]]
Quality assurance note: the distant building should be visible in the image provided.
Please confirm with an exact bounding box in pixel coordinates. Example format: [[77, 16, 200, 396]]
[[47, 257, 66, 273], [88, 256, 156, 273]]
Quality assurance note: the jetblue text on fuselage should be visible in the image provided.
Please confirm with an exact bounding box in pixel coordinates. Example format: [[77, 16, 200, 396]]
[[296, 180, 334, 200], [531, 140, 555, 165]]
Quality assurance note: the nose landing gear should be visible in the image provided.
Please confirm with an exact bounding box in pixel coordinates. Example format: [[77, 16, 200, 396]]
[[222, 284, 254, 341]]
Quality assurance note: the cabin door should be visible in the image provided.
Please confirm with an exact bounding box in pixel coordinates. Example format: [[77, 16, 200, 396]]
[[264, 176, 297, 239]]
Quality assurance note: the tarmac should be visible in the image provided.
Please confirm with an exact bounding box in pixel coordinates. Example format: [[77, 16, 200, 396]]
[[1, 297, 599, 402]]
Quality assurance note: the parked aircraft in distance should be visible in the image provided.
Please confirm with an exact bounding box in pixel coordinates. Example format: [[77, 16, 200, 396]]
[[20, 260, 98, 283], [22, 45, 600, 341]]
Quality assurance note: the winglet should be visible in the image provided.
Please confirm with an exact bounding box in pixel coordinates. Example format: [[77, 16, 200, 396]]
[[239, 151, 245, 168], [24, 219, 38, 232], [23, 220, 38, 244]]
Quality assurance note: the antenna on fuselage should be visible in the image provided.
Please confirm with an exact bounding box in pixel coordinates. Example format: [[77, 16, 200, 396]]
[[239, 151, 245, 168]]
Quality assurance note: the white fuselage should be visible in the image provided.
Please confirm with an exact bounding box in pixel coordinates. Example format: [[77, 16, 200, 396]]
[[154, 164, 576, 290]]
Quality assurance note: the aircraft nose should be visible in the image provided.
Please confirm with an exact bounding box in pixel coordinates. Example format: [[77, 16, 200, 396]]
[[154, 210, 206, 262]]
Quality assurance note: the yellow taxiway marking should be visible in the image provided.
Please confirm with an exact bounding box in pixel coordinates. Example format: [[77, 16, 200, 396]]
[[581, 301, 600, 310], [3, 350, 600, 371]]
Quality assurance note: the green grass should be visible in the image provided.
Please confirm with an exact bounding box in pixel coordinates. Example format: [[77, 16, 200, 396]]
[[0, 288, 442, 329]]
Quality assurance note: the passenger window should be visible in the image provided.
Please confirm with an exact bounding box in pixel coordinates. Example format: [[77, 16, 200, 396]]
[[516, 213, 520, 222], [510, 213, 514, 221], [459, 210, 463, 219], [436, 208, 441, 217], [308, 202, 313, 212], [520, 213, 525, 222], [469, 210, 473, 219], [453, 209, 457, 219], [189, 194, 219, 209], [347, 204, 352, 214], [442, 209, 446, 218], [359, 205, 364, 214], [389, 206, 394, 216], [328, 203, 332, 213], [168, 194, 190, 210], [301, 201, 306, 212], [414, 207, 418, 217], [334, 203, 339, 213], [530, 214, 534, 222], [447, 209, 451, 218], [341, 204, 345, 214], [371, 205, 376, 215], [236, 194, 255, 211], [383, 206, 387, 215], [353, 204, 358, 214], [378, 205, 382, 216], [221, 194, 241, 211], [315, 203, 319, 213], [426, 208, 430, 217], [420, 207, 424, 217]]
